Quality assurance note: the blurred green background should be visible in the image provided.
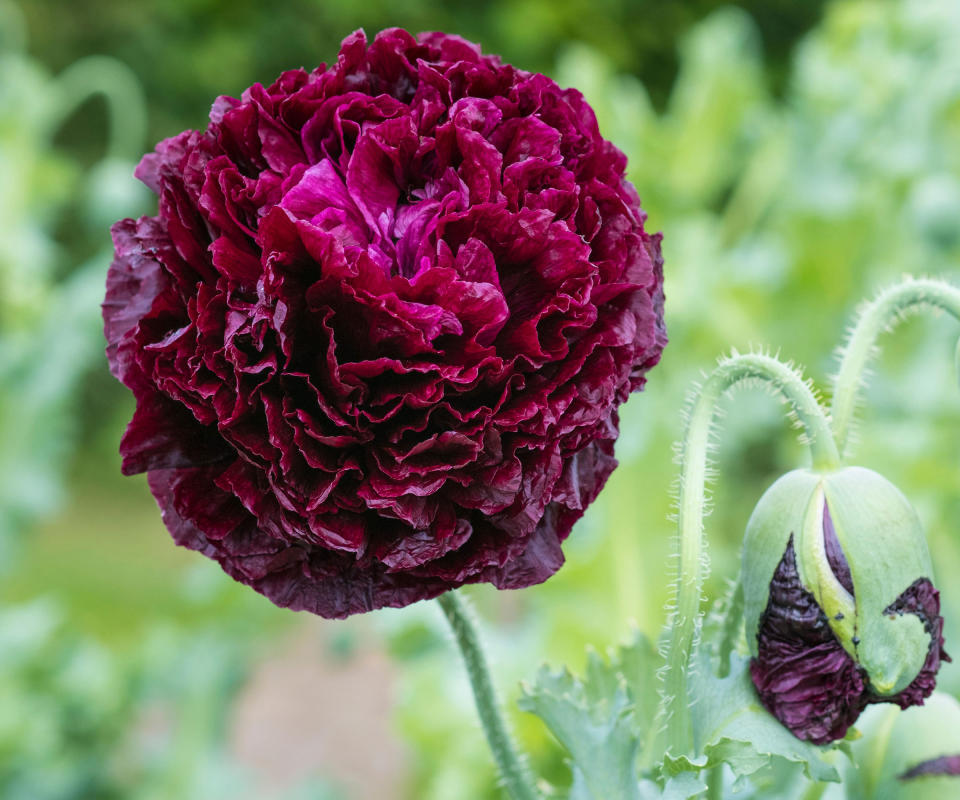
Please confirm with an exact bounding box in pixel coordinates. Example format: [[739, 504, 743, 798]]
[[2, 0, 959, 797]]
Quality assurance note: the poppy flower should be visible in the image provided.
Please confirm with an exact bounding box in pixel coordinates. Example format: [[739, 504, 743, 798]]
[[103, 28, 666, 618]]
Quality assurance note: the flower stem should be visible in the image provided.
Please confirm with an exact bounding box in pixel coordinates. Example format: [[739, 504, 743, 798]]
[[831, 276, 960, 458], [801, 781, 828, 800], [44, 56, 147, 160], [706, 765, 724, 800], [657, 353, 838, 756], [437, 592, 541, 800]]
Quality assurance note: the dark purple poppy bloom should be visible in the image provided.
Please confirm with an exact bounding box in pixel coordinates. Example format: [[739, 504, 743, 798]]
[[103, 29, 666, 618], [743, 468, 949, 744]]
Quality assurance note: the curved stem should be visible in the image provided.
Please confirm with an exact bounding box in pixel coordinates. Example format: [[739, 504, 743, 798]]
[[438, 592, 541, 800], [831, 277, 960, 458], [657, 353, 838, 756], [43, 56, 147, 161]]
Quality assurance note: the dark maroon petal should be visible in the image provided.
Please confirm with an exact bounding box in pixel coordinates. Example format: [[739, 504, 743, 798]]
[[751, 538, 867, 744], [822, 502, 854, 596], [900, 755, 960, 780], [118, 390, 230, 474], [876, 578, 951, 709], [104, 28, 666, 618]]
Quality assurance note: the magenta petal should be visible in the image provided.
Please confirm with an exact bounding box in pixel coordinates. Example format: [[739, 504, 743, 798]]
[[280, 159, 355, 219]]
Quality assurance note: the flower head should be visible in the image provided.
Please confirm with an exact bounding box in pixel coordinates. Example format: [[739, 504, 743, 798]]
[[742, 467, 949, 743], [103, 29, 666, 618]]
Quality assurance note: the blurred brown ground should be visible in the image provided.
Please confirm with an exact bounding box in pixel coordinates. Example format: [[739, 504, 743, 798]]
[[231, 621, 409, 799]]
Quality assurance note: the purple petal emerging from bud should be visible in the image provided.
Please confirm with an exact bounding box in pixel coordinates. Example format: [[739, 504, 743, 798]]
[[750, 537, 866, 744], [900, 754, 960, 780], [750, 539, 949, 744], [822, 503, 854, 596], [879, 578, 951, 709]]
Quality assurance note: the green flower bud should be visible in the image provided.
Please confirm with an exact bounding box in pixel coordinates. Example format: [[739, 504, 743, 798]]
[[742, 466, 949, 743], [845, 692, 960, 799]]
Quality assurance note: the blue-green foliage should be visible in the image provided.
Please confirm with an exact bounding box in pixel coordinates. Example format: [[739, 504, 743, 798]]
[[0, 599, 246, 800], [0, 0, 150, 560]]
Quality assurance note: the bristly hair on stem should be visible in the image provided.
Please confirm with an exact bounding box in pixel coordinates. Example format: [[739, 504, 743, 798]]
[[653, 350, 838, 760], [437, 592, 542, 800], [831, 275, 960, 458]]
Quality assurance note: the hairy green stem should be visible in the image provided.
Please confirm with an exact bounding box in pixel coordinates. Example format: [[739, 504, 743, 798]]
[[658, 353, 838, 756], [706, 765, 724, 800], [831, 277, 960, 457], [438, 592, 541, 800]]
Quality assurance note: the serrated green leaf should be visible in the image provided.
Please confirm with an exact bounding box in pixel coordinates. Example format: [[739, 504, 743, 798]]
[[616, 629, 662, 734], [680, 653, 842, 785], [660, 772, 708, 800], [519, 664, 639, 800], [659, 751, 710, 780], [584, 647, 622, 707], [519, 632, 660, 800], [653, 653, 844, 798]]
